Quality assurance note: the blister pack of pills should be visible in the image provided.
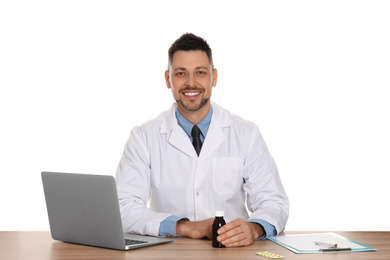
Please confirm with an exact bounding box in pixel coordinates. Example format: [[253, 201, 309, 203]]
[[255, 251, 285, 259]]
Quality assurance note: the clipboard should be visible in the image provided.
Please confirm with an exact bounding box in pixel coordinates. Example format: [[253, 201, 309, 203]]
[[267, 233, 377, 254]]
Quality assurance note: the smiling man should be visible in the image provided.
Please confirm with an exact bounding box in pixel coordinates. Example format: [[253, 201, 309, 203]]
[[165, 49, 217, 124], [116, 33, 289, 247]]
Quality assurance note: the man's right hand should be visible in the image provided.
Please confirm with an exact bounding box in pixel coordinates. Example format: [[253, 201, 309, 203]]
[[176, 218, 214, 239]]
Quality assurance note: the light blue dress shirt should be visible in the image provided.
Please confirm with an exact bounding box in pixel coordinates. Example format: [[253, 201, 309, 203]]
[[174, 105, 213, 143], [158, 105, 277, 239]]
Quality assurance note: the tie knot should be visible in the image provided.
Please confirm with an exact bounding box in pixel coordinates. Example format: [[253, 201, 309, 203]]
[[191, 125, 201, 138]]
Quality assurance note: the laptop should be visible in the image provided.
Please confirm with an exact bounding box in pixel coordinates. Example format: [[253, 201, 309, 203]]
[[41, 171, 173, 250]]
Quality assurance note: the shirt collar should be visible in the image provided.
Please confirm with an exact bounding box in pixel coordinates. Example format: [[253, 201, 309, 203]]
[[175, 105, 213, 139]]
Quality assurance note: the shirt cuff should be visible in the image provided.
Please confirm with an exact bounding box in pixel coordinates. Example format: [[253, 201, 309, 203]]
[[158, 215, 189, 237], [247, 219, 277, 240]]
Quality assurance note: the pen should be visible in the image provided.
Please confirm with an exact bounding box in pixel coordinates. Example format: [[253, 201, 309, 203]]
[[314, 241, 338, 248], [320, 247, 351, 252]]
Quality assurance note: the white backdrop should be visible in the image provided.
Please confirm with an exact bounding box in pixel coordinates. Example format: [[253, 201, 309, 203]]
[[1, 1, 389, 231]]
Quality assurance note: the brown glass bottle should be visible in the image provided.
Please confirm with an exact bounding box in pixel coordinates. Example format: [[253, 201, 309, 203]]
[[212, 211, 226, 248]]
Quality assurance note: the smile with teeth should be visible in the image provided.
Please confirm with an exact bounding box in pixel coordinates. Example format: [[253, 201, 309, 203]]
[[183, 92, 200, 96]]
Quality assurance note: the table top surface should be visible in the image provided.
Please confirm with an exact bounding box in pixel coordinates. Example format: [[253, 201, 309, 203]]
[[0, 231, 389, 260]]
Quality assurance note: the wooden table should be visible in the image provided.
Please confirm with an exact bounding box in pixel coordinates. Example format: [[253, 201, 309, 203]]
[[0, 231, 389, 259]]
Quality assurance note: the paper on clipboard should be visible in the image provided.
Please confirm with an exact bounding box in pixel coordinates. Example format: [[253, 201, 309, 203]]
[[268, 233, 377, 254]]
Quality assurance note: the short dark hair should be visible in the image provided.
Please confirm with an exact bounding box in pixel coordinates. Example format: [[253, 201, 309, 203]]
[[168, 33, 214, 69]]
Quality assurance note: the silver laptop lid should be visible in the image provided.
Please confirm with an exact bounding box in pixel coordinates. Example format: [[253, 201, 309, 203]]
[[42, 172, 130, 250]]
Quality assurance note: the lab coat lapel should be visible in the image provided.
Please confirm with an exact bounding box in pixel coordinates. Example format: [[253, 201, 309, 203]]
[[198, 103, 232, 164], [160, 103, 198, 159], [169, 125, 198, 158]]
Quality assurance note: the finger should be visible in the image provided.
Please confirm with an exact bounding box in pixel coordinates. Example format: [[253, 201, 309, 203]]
[[218, 224, 243, 241], [222, 231, 254, 247], [220, 230, 245, 243], [218, 225, 246, 244], [218, 218, 244, 234], [217, 221, 254, 247]]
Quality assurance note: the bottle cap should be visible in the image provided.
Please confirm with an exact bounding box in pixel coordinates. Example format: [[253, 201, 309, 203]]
[[215, 211, 224, 217]]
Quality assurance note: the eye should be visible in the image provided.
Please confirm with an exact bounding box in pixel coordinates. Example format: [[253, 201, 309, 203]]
[[197, 71, 206, 75], [176, 72, 185, 76]]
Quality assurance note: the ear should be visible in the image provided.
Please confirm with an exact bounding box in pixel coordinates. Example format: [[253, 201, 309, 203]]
[[212, 68, 218, 87], [165, 70, 171, 89]]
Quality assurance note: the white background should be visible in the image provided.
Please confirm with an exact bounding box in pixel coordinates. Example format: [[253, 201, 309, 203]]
[[1, 1, 389, 232]]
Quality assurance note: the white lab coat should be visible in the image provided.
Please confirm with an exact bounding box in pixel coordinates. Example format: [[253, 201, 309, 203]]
[[116, 102, 289, 237]]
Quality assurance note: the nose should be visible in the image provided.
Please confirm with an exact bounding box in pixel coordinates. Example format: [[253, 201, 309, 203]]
[[185, 73, 196, 87]]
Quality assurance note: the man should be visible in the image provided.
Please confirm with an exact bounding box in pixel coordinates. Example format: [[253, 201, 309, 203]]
[[116, 33, 289, 247]]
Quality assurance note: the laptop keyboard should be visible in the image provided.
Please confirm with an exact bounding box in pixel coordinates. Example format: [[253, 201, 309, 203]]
[[125, 239, 148, 246]]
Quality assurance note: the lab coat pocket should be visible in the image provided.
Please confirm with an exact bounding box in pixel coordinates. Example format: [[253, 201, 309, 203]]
[[212, 157, 243, 195]]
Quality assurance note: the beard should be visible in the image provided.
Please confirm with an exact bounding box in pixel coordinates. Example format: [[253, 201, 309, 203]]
[[176, 97, 210, 112]]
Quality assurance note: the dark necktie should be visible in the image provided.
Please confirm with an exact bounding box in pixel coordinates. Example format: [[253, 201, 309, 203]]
[[191, 125, 202, 156]]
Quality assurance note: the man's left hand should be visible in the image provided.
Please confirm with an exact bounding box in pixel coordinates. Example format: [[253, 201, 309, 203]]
[[216, 218, 264, 247]]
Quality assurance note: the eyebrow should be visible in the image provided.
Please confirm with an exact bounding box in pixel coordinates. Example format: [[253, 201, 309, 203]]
[[173, 66, 209, 72]]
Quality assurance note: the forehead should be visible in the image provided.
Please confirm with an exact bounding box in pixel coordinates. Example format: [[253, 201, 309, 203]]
[[170, 50, 211, 69]]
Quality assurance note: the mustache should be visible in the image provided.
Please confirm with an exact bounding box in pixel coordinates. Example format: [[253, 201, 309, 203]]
[[181, 87, 204, 92]]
